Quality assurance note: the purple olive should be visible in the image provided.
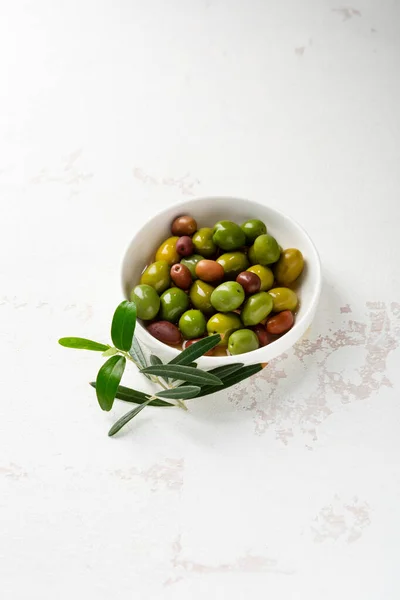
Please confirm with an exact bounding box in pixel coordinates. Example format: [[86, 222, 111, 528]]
[[176, 236, 194, 257], [147, 321, 182, 345], [236, 271, 261, 295]]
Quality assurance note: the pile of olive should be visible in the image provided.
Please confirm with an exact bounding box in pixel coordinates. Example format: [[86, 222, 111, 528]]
[[130, 215, 304, 356]]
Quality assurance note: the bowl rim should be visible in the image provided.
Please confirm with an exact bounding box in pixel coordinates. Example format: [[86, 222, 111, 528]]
[[122, 195, 322, 364]]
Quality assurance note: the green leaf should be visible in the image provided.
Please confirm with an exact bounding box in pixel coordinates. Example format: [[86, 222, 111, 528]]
[[176, 363, 243, 387], [198, 363, 263, 397], [102, 347, 118, 357], [169, 334, 221, 365], [149, 353, 170, 384], [129, 337, 147, 367], [58, 337, 110, 352], [156, 385, 201, 400], [129, 337, 153, 380], [150, 355, 163, 366], [111, 301, 137, 351], [206, 363, 244, 379], [95, 355, 126, 411], [89, 382, 174, 407], [108, 398, 153, 437], [140, 364, 223, 386]]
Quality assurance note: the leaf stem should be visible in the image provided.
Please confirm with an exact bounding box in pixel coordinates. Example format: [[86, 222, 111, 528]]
[[175, 399, 188, 411], [118, 349, 170, 390], [119, 349, 140, 368], [154, 376, 169, 390]]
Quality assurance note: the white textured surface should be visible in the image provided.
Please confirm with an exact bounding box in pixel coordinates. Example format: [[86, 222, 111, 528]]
[[1, 1, 399, 598]]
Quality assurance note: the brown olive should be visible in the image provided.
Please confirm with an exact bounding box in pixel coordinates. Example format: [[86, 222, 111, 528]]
[[266, 310, 294, 335], [147, 321, 182, 345], [171, 215, 197, 236], [251, 324, 269, 347], [170, 264, 192, 290], [236, 271, 261, 295], [195, 259, 224, 283], [183, 338, 215, 356], [176, 236, 194, 257]]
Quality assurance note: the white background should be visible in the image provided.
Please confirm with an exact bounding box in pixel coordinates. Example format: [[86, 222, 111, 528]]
[[1, 1, 399, 598]]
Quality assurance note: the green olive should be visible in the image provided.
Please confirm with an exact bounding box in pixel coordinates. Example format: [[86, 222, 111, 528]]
[[268, 287, 298, 312], [212, 221, 245, 251], [189, 280, 215, 315], [246, 265, 274, 291], [241, 292, 273, 326], [140, 260, 170, 294], [274, 248, 304, 285], [217, 252, 249, 279], [192, 228, 217, 258], [206, 312, 242, 345], [180, 254, 204, 279], [210, 281, 245, 312], [155, 236, 180, 265], [130, 284, 160, 320], [240, 219, 267, 244], [253, 234, 280, 265], [179, 310, 206, 339], [228, 329, 259, 355], [159, 287, 190, 322], [248, 244, 257, 265]]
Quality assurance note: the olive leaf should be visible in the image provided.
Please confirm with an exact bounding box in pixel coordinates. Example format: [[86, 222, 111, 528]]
[[95, 355, 126, 411], [108, 398, 153, 437], [149, 354, 170, 385], [198, 363, 263, 397], [140, 364, 223, 386], [59, 337, 110, 352], [102, 347, 118, 357], [168, 334, 221, 365], [129, 337, 148, 368], [111, 301, 137, 352], [129, 337, 154, 381], [150, 355, 163, 366], [90, 382, 174, 407], [205, 363, 244, 379], [155, 385, 201, 400], [176, 363, 244, 388]]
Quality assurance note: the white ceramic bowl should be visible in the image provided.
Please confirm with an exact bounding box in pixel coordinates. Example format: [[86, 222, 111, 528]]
[[122, 197, 321, 368]]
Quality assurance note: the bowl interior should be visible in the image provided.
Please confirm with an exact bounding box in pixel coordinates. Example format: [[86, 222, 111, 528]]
[[122, 196, 321, 367]]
